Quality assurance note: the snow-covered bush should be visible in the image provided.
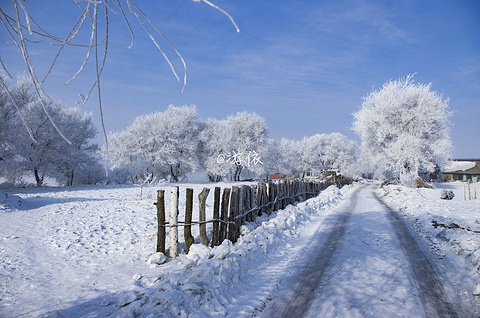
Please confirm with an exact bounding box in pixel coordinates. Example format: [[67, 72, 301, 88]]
[[352, 74, 452, 187], [440, 190, 455, 200]]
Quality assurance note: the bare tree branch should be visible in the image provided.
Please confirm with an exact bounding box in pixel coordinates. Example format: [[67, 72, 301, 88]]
[[1, 0, 240, 146]]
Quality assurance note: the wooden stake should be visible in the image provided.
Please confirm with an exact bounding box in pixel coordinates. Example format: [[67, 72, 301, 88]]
[[211, 187, 221, 247], [229, 186, 240, 243], [198, 187, 210, 246], [184, 188, 194, 253], [155, 190, 165, 254], [267, 181, 273, 215], [219, 188, 231, 243], [169, 186, 179, 258]]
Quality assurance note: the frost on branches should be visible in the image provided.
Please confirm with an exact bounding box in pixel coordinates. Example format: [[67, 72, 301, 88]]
[[352, 74, 452, 187], [298, 133, 358, 178], [1, 0, 240, 144], [0, 73, 102, 186], [200, 111, 268, 182], [108, 106, 201, 183]]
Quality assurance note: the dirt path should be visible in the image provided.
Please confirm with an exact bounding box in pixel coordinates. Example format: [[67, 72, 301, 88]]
[[263, 184, 461, 318]]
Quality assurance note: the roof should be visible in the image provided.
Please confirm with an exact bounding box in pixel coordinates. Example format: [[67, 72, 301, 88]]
[[445, 161, 480, 175], [462, 162, 480, 175], [444, 161, 476, 172]]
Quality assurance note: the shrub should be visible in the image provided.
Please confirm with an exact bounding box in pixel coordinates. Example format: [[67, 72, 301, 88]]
[[440, 190, 455, 200]]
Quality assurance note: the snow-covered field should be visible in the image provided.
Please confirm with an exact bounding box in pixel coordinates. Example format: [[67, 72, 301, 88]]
[[1, 180, 479, 317]]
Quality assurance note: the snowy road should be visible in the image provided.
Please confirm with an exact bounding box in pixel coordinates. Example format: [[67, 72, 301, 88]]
[[262, 185, 462, 318]]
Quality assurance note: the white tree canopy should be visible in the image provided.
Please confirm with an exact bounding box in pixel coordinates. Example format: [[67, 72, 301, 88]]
[[199, 111, 268, 181], [108, 105, 200, 183], [298, 133, 357, 177], [352, 74, 452, 186], [0, 73, 100, 186], [199, 118, 233, 182]]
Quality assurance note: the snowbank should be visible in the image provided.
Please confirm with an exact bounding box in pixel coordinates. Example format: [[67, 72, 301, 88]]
[[112, 184, 353, 318]]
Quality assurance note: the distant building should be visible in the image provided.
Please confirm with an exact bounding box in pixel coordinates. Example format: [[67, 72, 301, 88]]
[[269, 173, 283, 181], [443, 159, 480, 183]]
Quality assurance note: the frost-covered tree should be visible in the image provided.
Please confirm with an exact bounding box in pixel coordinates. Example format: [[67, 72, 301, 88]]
[[0, 73, 100, 186], [20, 103, 100, 186], [299, 134, 328, 177], [0, 73, 33, 171], [199, 111, 268, 181], [298, 133, 357, 177], [352, 75, 452, 186], [1, 0, 239, 144], [327, 133, 358, 177], [199, 118, 232, 182], [223, 111, 268, 181], [278, 138, 303, 177], [108, 105, 200, 183], [261, 139, 283, 180], [51, 107, 101, 186]]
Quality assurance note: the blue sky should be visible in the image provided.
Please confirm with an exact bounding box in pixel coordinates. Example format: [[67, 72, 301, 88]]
[[1, 0, 479, 158]]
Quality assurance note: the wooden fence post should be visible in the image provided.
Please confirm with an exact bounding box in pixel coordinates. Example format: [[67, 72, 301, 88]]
[[257, 182, 266, 216], [184, 188, 194, 253], [198, 187, 210, 246], [155, 190, 165, 254], [273, 182, 280, 212], [169, 186, 179, 258], [211, 187, 221, 247], [267, 181, 273, 215], [256, 183, 262, 216], [248, 185, 255, 219], [242, 185, 252, 222], [219, 188, 231, 244], [289, 180, 294, 205], [228, 186, 240, 243]]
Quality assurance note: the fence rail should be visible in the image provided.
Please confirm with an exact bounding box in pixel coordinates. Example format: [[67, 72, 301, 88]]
[[154, 177, 350, 257]]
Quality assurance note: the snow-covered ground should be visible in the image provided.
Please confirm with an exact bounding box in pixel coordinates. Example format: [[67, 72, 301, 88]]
[[1, 180, 479, 317], [377, 181, 480, 298]]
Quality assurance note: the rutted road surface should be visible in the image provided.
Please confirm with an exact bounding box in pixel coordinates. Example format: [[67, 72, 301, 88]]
[[262, 184, 466, 318]]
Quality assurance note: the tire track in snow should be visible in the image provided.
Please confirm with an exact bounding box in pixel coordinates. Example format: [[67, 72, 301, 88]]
[[264, 187, 359, 317], [374, 193, 460, 318], [266, 184, 462, 318]]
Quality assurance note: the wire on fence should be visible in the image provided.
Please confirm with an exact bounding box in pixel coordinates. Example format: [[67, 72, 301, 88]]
[[157, 190, 321, 228], [235, 190, 319, 220], [159, 218, 234, 228]]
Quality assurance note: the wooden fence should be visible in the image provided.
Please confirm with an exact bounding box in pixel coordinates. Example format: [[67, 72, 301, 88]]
[[154, 178, 350, 258]]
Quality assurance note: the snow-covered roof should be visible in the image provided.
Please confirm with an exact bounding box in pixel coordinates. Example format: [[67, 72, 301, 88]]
[[444, 161, 476, 173]]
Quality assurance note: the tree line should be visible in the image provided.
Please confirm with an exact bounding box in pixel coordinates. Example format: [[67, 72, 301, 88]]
[[1, 73, 452, 187], [108, 106, 358, 184], [0, 73, 358, 186]]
